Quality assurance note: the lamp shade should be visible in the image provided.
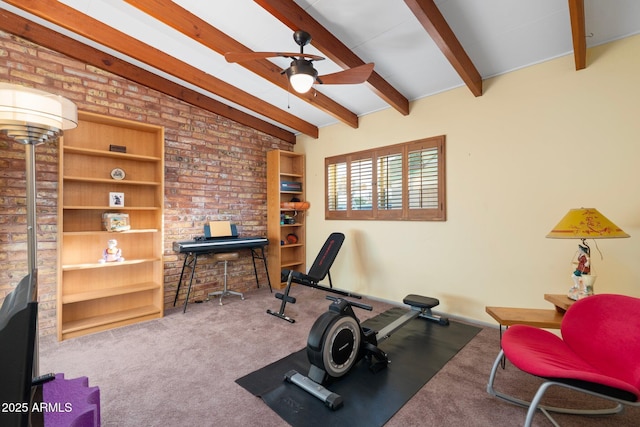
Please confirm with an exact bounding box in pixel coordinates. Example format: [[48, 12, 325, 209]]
[[546, 208, 630, 239], [286, 59, 317, 94], [290, 73, 315, 93], [0, 83, 77, 144]]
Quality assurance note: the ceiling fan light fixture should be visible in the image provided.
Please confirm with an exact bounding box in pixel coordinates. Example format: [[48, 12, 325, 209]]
[[286, 59, 317, 93]]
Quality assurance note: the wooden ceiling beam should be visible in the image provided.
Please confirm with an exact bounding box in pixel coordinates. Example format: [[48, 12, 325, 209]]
[[568, 0, 587, 70], [123, 0, 359, 130], [404, 0, 483, 97], [0, 9, 295, 144], [4, 0, 318, 138], [255, 0, 410, 116]]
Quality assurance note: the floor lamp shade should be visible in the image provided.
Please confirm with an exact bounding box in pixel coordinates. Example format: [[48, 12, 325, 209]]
[[0, 83, 77, 144]]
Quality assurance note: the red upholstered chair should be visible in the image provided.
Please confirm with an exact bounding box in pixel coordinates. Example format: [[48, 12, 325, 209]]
[[487, 293, 640, 426]]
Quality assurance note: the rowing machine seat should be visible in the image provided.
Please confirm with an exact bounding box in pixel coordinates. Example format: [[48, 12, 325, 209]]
[[403, 294, 439, 309], [404, 294, 449, 326]]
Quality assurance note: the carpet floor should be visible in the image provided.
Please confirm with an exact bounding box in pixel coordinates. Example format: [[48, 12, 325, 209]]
[[38, 285, 640, 426]]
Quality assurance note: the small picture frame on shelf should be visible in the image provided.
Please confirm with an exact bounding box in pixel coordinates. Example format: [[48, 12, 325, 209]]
[[109, 192, 125, 207], [102, 213, 130, 232], [110, 167, 125, 180]]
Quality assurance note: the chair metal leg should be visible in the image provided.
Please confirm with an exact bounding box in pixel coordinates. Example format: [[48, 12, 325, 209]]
[[487, 349, 625, 426]]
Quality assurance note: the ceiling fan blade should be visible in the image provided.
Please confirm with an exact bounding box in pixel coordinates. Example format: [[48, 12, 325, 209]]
[[224, 51, 324, 63], [317, 63, 374, 85]]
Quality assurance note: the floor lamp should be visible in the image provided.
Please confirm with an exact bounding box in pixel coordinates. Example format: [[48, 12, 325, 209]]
[[0, 83, 77, 371]]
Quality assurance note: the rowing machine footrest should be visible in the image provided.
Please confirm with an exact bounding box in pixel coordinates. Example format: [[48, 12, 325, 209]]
[[275, 292, 296, 304], [364, 342, 389, 373], [362, 326, 376, 341], [403, 294, 439, 309]]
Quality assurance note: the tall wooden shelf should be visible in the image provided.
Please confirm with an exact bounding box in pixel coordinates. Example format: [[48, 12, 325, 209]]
[[57, 111, 164, 340], [267, 150, 306, 289]]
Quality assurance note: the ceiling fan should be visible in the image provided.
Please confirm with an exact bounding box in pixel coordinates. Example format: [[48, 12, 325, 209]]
[[225, 30, 374, 94]]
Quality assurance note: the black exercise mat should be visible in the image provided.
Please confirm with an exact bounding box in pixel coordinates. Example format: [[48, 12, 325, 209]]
[[236, 307, 481, 427]]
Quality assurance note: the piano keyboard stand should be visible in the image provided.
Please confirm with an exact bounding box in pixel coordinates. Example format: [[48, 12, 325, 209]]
[[173, 237, 270, 312]]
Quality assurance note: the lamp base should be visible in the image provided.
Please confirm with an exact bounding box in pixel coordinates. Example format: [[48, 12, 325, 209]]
[[568, 274, 596, 300]]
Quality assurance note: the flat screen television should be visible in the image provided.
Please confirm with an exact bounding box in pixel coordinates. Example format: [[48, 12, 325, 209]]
[[0, 271, 38, 427]]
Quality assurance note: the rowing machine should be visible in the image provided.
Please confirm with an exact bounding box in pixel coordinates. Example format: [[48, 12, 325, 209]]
[[284, 294, 449, 410]]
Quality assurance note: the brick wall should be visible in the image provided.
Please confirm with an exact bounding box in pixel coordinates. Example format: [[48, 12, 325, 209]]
[[0, 31, 293, 337]]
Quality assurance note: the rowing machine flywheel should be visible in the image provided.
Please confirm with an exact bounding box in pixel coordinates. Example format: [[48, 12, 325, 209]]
[[306, 301, 363, 382]]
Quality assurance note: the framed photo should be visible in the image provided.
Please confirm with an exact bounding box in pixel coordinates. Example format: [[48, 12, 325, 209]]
[[110, 167, 126, 180], [109, 192, 125, 207]]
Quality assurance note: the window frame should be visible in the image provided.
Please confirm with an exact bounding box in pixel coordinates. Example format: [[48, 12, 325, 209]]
[[325, 135, 446, 221]]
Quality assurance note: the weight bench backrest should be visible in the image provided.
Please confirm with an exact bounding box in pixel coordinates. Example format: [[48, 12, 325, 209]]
[[306, 232, 345, 283]]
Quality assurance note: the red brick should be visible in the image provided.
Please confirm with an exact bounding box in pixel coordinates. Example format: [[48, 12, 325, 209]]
[[0, 30, 293, 337]]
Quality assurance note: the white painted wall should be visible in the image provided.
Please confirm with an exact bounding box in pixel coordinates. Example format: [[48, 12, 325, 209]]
[[295, 34, 640, 324]]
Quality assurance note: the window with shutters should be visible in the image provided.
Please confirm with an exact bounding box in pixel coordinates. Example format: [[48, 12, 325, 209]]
[[325, 135, 446, 221]]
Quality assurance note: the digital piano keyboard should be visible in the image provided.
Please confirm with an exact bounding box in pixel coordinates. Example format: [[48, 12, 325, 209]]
[[173, 236, 269, 254]]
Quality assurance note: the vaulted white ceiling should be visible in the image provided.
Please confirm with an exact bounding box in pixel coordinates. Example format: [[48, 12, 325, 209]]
[[1, 0, 639, 141]]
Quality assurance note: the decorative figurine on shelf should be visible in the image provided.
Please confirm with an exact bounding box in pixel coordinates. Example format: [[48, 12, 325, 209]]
[[568, 243, 595, 300], [99, 239, 124, 263]]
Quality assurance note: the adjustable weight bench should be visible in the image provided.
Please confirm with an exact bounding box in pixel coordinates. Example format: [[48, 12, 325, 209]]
[[267, 232, 361, 323]]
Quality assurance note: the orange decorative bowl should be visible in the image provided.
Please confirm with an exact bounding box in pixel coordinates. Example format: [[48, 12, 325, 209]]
[[280, 201, 310, 210]]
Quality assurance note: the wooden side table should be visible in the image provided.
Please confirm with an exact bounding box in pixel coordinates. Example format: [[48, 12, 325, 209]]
[[486, 294, 576, 330], [485, 306, 564, 329], [486, 294, 577, 367], [544, 293, 575, 313]]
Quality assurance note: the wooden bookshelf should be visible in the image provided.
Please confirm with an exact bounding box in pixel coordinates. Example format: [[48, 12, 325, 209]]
[[266, 150, 306, 290], [57, 111, 164, 340]]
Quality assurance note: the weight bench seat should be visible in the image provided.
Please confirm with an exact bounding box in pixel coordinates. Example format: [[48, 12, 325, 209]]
[[268, 232, 360, 323]]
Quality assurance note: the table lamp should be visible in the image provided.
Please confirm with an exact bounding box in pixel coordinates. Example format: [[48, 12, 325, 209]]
[[547, 208, 629, 300]]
